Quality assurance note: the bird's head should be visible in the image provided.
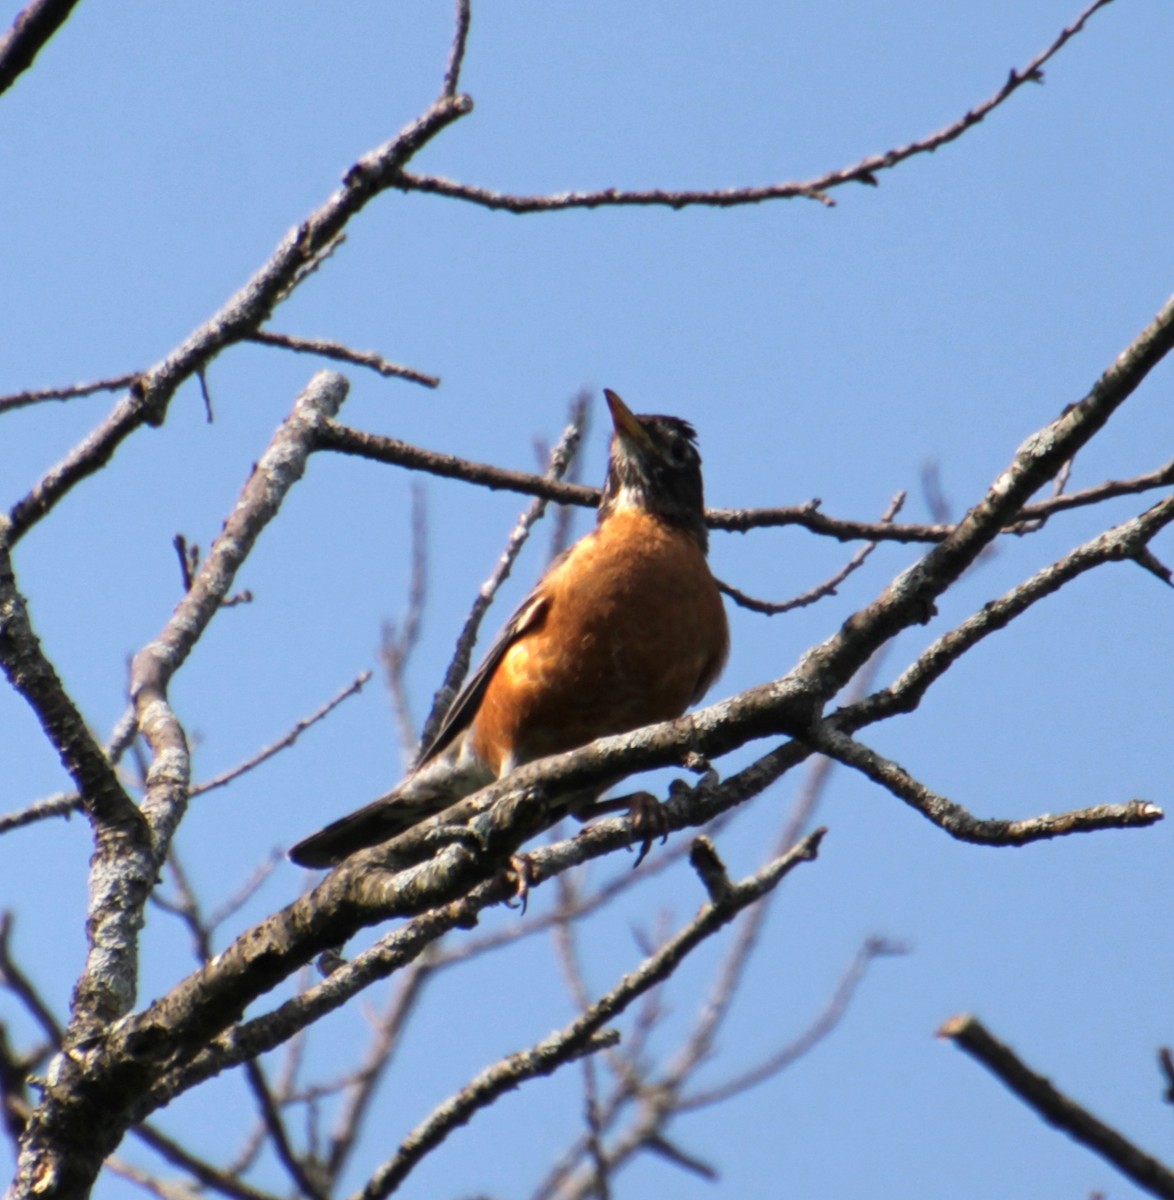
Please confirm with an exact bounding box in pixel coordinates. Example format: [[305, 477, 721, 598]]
[[599, 388, 709, 551]]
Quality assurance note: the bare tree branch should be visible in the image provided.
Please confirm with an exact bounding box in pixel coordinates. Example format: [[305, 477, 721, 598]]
[[129, 1122, 280, 1200], [322, 962, 434, 1184], [941, 1014, 1174, 1200], [380, 487, 428, 765], [0, 0, 81, 97], [243, 331, 439, 388], [544, 391, 591, 563], [318, 421, 1174, 548], [0, 914, 62, 1048], [361, 831, 824, 1199], [0, 372, 141, 415], [811, 725, 1160, 844], [0, 542, 150, 1034], [681, 937, 906, 1110], [718, 491, 906, 614], [1011, 455, 1174, 530], [191, 671, 373, 799], [840, 493, 1174, 732], [441, 0, 472, 99], [242, 1060, 324, 1200], [5, 93, 471, 546], [395, 0, 1117, 216]]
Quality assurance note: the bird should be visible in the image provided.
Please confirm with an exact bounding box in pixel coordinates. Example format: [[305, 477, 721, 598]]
[[289, 389, 729, 868]]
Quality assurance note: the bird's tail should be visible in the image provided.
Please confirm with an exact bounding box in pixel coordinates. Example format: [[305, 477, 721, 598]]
[[289, 748, 495, 869], [287, 785, 440, 869]]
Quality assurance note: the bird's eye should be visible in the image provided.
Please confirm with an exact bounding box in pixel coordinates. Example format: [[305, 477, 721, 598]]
[[666, 439, 691, 466]]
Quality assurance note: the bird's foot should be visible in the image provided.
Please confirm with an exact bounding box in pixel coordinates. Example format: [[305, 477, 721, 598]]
[[504, 852, 537, 914], [626, 790, 671, 867]]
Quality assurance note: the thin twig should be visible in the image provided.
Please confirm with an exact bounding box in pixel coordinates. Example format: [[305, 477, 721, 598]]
[[718, 491, 906, 614], [0, 372, 140, 415], [243, 1059, 326, 1200], [441, 0, 472, 98], [103, 1154, 188, 1200], [197, 368, 214, 423], [244, 331, 439, 388], [681, 937, 907, 1110], [0, 791, 77, 834], [206, 858, 283, 936], [324, 961, 433, 1183], [811, 726, 1161, 845], [190, 670, 373, 798], [6, 92, 470, 546], [416, 407, 587, 752], [0, 914, 63, 1046], [397, 0, 1117, 216], [547, 392, 592, 562], [361, 831, 825, 1198], [130, 1121, 280, 1200], [380, 487, 428, 766]]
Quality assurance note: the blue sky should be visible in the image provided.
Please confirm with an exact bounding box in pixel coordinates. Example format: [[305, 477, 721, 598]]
[[2, 2, 1173, 1197]]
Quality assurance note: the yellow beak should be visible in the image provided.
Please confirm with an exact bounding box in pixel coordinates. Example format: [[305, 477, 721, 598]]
[[604, 388, 654, 450]]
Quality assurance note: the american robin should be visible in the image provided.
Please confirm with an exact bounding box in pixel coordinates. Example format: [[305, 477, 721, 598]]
[[289, 389, 729, 868]]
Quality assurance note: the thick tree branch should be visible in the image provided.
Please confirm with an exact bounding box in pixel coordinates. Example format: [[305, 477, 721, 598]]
[[8, 373, 350, 1200], [132, 371, 350, 853], [0, 536, 150, 1035], [362, 831, 824, 1199], [840, 493, 1174, 730], [0, 0, 80, 97], [318, 423, 1174, 548], [941, 1014, 1174, 1200]]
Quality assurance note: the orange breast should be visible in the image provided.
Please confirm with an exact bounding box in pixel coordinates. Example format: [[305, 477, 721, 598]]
[[470, 509, 729, 774]]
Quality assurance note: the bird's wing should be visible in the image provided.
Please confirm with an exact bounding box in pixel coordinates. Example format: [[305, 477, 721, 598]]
[[414, 578, 554, 768], [288, 580, 555, 869]]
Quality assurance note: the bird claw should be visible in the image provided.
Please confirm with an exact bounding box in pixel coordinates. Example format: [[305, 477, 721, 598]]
[[682, 750, 711, 774], [315, 948, 347, 978], [504, 852, 536, 913], [626, 791, 670, 868], [671, 766, 719, 796]]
